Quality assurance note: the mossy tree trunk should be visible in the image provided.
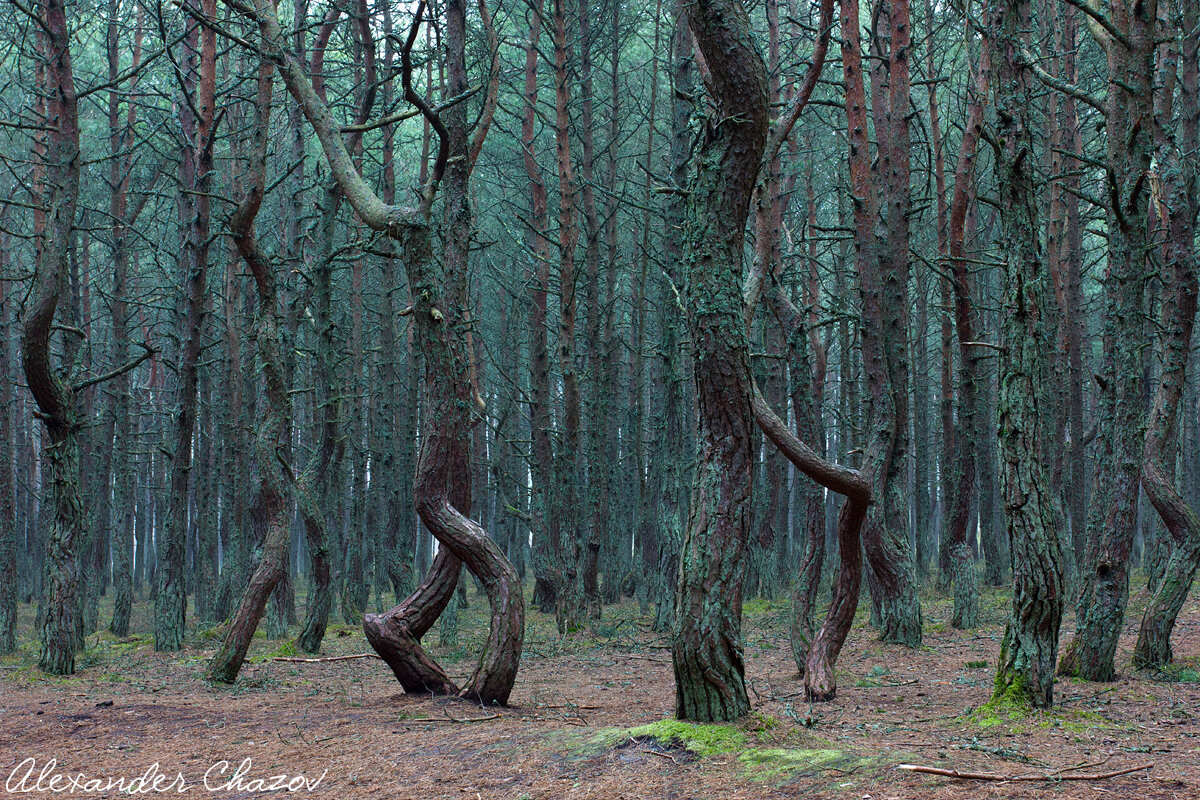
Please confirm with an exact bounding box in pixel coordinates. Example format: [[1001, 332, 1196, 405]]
[[989, 0, 1065, 708], [1133, 0, 1199, 671], [1058, 0, 1155, 683], [944, 38, 989, 630], [0, 250, 15, 654], [249, 0, 522, 705], [207, 59, 292, 684], [670, 0, 769, 724]]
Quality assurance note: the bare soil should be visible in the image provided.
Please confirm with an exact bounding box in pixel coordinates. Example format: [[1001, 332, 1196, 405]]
[[1, 582, 1197, 799]]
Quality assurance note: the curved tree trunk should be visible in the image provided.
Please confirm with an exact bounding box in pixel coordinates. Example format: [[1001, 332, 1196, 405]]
[[22, 0, 83, 675], [1133, 5, 1199, 670], [248, 0, 523, 706], [670, 0, 769, 723], [207, 59, 292, 684]]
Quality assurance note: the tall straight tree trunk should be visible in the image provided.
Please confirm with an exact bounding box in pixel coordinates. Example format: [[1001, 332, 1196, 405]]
[[551, 0, 584, 630], [944, 35, 989, 629], [1062, 5, 1087, 578], [157, 0, 217, 651], [106, 1, 143, 638], [520, 0, 559, 613], [1059, 0, 1155, 682], [671, 0, 769, 723], [377, 0, 417, 605], [1, 229, 16, 653], [862, 0, 922, 645], [989, 0, 1065, 707], [578, 0, 605, 621], [650, 2, 692, 633], [22, 0, 83, 675]]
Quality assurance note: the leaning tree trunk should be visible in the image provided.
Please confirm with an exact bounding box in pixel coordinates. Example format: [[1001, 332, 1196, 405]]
[[989, 0, 1065, 708], [207, 59, 293, 684], [670, 0, 770, 724], [22, 0, 83, 675], [1133, 2, 1199, 670]]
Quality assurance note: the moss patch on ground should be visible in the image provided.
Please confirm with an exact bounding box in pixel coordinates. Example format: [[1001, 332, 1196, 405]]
[[589, 718, 885, 782]]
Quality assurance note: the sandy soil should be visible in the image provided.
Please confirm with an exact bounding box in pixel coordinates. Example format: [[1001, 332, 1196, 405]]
[[1, 583, 1197, 799]]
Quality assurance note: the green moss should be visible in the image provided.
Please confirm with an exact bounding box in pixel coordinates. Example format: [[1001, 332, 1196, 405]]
[[738, 747, 869, 779], [594, 719, 747, 756], [267, 641, 298, 659], [590, 718, 885, 784]]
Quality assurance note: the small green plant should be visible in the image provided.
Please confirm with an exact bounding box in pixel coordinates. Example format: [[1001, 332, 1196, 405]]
[[965, 660, 988, 669]]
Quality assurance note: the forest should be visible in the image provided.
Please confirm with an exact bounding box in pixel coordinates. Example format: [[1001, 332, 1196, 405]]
[[0, 0, 1198, 794]]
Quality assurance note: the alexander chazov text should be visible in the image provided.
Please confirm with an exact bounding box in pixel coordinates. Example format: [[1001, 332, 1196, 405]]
[[7, 757, 328, 793]]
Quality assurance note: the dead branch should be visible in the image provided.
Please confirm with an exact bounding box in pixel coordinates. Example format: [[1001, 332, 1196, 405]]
[[403, 712, 501, 723], [898, 762, 1153, 782], [271, 653, 381, 663]]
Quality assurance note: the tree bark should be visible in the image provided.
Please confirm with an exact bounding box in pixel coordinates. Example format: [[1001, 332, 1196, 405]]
[[157, 0, 217, 651], [22, 0, 83, 675], [247, 0, 523, 705], [1133, 0, 1199, 670], [671, 0, 769, 723], [1059, 0, 1155, 683], [208, 58, 291, 683], [990, 0, 1066, 707]]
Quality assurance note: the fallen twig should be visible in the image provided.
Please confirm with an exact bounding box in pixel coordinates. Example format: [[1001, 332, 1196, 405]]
[[404, 712, 501, 724], [898, 762, 1153, 782], [271, 653, 381, 663]]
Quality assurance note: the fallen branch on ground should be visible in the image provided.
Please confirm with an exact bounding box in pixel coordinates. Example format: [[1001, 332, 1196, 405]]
[[271, 653, 381, 663], [403, 712, 501, 723], [898, 762, 1153, 782]]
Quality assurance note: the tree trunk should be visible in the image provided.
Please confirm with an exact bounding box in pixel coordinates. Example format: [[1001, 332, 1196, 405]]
[[944, 35, 990, 629], [22, 0, 83, 675], [520, 0, 559, 614], [990, 0, 1065, 707], [157, 0, 217, 651], [671, 0, 769, 723], [1, 228, 16, 654], [1133, 0, 1199, 670], [207, 59, 291, 683], [551, 0, 584, 631], [1059, 0, 1155, 683]]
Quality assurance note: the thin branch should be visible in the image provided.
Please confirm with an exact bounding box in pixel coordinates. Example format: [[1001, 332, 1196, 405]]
[[1020, 48, 1107, 114], [73, 342, 157, 393], [898, 762, 1153, 782]]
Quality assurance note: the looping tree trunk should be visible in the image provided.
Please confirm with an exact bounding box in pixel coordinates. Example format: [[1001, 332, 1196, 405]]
[[364, 549, 462, 696]]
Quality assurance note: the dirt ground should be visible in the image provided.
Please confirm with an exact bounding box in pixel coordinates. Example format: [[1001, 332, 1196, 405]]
[[1, 581, 1197, 799]]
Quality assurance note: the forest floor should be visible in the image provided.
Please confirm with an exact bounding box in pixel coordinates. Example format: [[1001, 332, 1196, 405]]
[[1, 579, 1198, 799]]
